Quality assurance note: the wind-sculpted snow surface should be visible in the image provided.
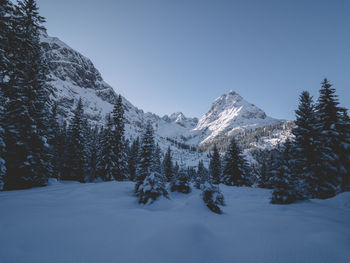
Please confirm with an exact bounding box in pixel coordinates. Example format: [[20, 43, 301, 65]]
[[0, 181, 349, 263]]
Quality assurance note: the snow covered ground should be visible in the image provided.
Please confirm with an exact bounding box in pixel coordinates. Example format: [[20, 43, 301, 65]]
[[1, 181, 349, 263]]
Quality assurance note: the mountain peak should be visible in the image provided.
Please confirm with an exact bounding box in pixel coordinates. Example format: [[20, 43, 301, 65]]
[[193, 91, 280, 144], [162, 112, 198, 128]]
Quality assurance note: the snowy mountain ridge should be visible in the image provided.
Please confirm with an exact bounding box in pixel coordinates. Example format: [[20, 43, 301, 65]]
[[40, 32, 288, 165], [188, 91, 281, 146]]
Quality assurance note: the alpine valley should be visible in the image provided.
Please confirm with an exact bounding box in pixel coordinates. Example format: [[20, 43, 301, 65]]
[[41, 32, 292, 167]]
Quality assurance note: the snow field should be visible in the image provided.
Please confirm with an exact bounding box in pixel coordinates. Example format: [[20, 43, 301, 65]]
[[0, 181, 349, 263]]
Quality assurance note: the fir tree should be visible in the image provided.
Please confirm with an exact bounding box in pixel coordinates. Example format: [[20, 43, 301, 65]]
[[163, 146, 173, 182], [209, 144, 221, 184], [97, 114, 116, 181], [47, 101, 60, 179], [0, 0, 14, 83], [56, 121, 68, 179], [173, 161, 180, 180], [153, 143, 162, 174], [84, 124, 99, 182], [222, 138, 251, 186], [193, 160, 209, 189], [64, 98, 86, 182], [135, 122, 167, 203], [201, 182, 224, 214], [338, 109, 350, 190], [135, 122, 155, 194], [128, 137, 139, 181], [0, 0, 14, 79], [3, 0, 51, 189], [314, 79, 343, 198], [137, 172, 168, 204], [170, 165, 191, 194], [292, 91, 319, 198], [256, 151, 275, 189], [270, 140, 298, 204], [0, 90, 6, 190], [187, 166, 196, 183], [111, 95, 127, 181]]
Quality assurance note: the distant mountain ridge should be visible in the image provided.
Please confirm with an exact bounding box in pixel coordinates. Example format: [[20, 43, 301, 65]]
[[40, 32, 290, 165]]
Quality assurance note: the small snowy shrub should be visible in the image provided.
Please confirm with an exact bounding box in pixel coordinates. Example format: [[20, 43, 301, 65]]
[[138, 172, 168, 204], [170, 170, 191, 194], [201, 183, 224, 214], [270, 189, 296, 204]]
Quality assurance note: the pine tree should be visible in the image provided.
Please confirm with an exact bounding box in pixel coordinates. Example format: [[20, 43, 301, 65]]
[[47, 101, 60, 179], [270, 140, 298, 204], [56, 121, 68, 179], [170, 165, 191, 194], [135, 122, 167, 203], [202, 182, 225, 214], [3, 0, 51, 190], [0, 0, 14, 83], [292, 91, 319, 198], [0, 90, 6, 190], [84, 124, 99, 182], [128, 137, 139, 181], [64, 98, 86, 182], [97, 114, 116, 181], [338, 109, 350, 190], [193, 160, 209, 189], [256, 151, 275, 189], [137, 172, 168, 204], [111, 95, 127, 181], [136, 122, 155, 193], [153, 143, 162, 174], [222, 138, 251, 186], [209, 144, 221, 184], [173, 162, 180, 178], [314, 79, 343, 198], [187, 166, 196, 183], [163, 146, 173, 182]]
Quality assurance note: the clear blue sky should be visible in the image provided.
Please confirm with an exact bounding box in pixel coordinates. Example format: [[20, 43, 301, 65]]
[[37, 0, 350, 120]]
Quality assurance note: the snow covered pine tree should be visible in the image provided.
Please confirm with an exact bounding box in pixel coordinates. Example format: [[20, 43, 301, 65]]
[[2, 0, 52, 189], [209, 144, 221, 184], [222, 138, 251, 186], [135, 122, 167, 204], [162, 146, 173, 182], [202, 182, 225, 214], [313, 79, 347, 198], [193, 160, 207, 189], [270, 139, 305, 204], [64, 98, 88, 182], [170, 165, 191, 194], [97, 114, 116, 181], [291, 91, 319, 198], [111, 95, 128, 181]]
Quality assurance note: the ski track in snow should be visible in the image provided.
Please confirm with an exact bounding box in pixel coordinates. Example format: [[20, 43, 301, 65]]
[[0, 181, 349, 263]]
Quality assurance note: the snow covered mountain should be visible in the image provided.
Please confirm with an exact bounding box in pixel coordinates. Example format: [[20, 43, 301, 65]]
[[40, 32, 288, 165], [40, 32, 206, 166], [191, 91, 281, 146]]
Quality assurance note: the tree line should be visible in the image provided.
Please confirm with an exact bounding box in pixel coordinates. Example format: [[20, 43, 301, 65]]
[[0, 0, 225, 213], [206, 79, 350, 204], [0, 1, 349, 212]]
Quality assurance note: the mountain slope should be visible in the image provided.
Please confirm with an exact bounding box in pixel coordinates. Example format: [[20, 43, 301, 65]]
[[188, 91, 282, 146], [40, 32, 289, 166], [40, 32, 207, 166]]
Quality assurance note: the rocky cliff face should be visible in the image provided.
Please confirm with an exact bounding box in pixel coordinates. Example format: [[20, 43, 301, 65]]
[[40, 32, 207, 166], [40, 32, 289, 165]]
